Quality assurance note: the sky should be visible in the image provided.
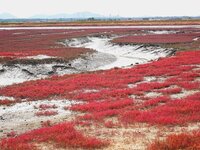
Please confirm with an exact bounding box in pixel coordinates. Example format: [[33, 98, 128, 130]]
[[0, 0, 200, 18]]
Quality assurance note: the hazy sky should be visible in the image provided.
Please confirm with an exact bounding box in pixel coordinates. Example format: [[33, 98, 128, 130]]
[[0, 0, 200, 18]]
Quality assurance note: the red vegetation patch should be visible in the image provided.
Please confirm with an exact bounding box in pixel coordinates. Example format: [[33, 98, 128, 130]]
[[113, 33, 200, 44], [38, 104, 57, 110], [0, 122, 107, 150], [0, 99, 16, 106], [0, 50, 200, 125], [35, 110, 58, 116], [0, 28, 192, 60], [0, 48, 88, 59], [1, 28, 200, 149], [148, 130, 200, 150], [121, 99, 200, 125], [0, 29, 96, 61], [142, 96, 170, 108], [0, 28, 144, 60], [70, 99, 133, 112], [186, 92, 200, 101], [104, 121, 116, 128], [156, 87, 182, 95]]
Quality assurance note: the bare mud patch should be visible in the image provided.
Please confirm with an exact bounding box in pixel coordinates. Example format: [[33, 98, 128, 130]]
[[0, 99, 80, 138]]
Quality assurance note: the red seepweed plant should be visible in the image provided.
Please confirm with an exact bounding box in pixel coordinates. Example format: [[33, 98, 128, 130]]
[[35, 110, 58, 116], [113, 32, 200, 44], [0, 122, 107, 150], [0, 50, 200, 125], [148, 130, 200, 150]]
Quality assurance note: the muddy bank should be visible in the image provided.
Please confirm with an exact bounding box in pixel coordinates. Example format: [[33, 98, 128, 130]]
[[64, 36, 174, 70], [0, 51, 115, 87], [0, 35, 175, 87]]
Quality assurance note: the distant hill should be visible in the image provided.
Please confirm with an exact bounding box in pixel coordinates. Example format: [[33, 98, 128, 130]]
[[0, 12, 199, 22], [30, 12, 105, 19], [0, 13, 16, 19]]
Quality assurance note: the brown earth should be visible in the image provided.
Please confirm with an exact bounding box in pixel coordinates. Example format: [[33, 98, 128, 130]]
[[0, 19, 200, 27]]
